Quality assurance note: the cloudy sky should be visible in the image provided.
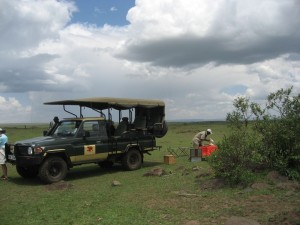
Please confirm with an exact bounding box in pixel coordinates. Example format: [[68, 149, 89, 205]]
[[0, 0, 299, 123]]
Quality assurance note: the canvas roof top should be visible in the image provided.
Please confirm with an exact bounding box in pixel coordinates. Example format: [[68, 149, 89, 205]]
[[44, 97, 165, 110]]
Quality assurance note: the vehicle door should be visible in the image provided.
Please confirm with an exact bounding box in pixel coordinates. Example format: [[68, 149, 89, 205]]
[[70, 120, 109, 163]]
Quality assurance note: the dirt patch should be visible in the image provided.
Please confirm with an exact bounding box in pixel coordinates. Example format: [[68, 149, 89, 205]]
[[175, 165, 187, 171], [266, 171, 289, 183], [195, 170, 213, 178], [143, 167, 169, 177], [251, 182, 271, 190], [45, 180, 74, 191], [225, 216, 260, 225], [179, 220, 201, 225], [275, 181, 300, 190], [267, 210, 300, 225], [175, 166, 195, 176], [173, 190, 199, 198], [199, 178, 227, 190], [266, 171, 300, 190]]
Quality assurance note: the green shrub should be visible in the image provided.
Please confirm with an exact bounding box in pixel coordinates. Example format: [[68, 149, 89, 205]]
[[209, 129, 261, 186], [253, 87, 300, 180], [209, 87, 300, 185]]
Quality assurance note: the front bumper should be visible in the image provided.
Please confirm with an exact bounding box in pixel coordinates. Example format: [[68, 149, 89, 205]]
[[15, 156, 43, 166]]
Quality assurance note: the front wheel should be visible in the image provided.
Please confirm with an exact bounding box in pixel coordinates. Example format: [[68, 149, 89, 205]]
[[38, 156, 68, 184], [16, 165, 39, 178], [122, 149, 142, 170]]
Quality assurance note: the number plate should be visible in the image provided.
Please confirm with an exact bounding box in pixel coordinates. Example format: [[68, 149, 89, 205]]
[[8, 155, 16, 161]]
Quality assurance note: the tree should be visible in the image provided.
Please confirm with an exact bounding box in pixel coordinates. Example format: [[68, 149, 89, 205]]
[[226, 97, 252, 128], [254, 87, 300, 180]]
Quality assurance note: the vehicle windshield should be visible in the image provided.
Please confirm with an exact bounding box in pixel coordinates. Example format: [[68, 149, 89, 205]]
[[53, 121, 81, 137]]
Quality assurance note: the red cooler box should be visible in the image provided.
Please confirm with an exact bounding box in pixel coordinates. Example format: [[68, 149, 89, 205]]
[[200, 145, 218, 157]]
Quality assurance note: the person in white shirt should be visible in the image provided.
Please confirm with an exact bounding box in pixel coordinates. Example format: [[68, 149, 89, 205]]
[[192, 128, 213, 150], [0, 128, 8, 180]]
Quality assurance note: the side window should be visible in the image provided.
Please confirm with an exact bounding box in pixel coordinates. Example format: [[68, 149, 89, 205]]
[[82, 121, 108, 139]]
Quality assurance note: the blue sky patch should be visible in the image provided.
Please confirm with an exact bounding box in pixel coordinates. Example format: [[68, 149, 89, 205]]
[[222, 85, 247, 95], [71, 0, 135, 26]]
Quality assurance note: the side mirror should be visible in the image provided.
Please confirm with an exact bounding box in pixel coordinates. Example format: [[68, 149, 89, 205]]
[[43, 130, 48, 136]]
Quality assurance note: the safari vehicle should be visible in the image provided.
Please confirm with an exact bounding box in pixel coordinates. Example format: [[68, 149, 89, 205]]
[[12, 97, 168, 183]]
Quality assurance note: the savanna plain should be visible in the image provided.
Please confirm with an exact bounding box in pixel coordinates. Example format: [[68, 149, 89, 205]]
[[0, 122, 299, 225]]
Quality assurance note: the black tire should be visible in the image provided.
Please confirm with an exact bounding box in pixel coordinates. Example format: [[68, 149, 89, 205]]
[[16, 165, 39, 178], [154, 121, 168, 138], [122, 149, 142, 170], [38, 156, 68, 184]]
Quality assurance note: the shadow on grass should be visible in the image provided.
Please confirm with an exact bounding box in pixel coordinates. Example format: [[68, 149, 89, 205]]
[[143, 161, 165, 168], [65, 161, 163, 182], [8, 161, 163, 185], [8, 176, 44, 186], [65, 164, 122, 181]]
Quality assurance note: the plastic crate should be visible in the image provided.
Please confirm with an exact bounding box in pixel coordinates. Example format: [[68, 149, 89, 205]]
[[200, 145, 218, 157]]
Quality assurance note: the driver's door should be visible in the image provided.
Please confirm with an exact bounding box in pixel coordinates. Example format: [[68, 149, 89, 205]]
[[70, 120, 109, 163]]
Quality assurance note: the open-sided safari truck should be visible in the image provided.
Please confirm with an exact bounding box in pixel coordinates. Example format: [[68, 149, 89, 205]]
[[12, 97, 168, 183]]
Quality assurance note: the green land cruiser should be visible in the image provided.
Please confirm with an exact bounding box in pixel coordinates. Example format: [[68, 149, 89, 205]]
[[11, 97, 168, 183]]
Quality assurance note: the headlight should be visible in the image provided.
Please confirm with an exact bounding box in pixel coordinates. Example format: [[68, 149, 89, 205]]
[[34, 147, 45, 154], [27, 147, 33, 155]]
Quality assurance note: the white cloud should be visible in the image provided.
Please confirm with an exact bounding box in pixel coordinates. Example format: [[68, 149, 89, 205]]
[[0, 0, 76, 52], [127, 0, 221, 38], [0, 96, 32, 123], [119, 0, 300, 67], [249, 55, 300, 95], [0, 0, 299, 124], [110, 6, 118, 12]]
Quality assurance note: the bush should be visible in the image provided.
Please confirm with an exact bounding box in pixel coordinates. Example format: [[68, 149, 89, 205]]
[[209, 87, 300, 185], [254, 87, 300, 180], [209, 129, 262, 186]]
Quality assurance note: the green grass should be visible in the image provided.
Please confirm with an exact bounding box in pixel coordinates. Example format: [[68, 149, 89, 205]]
[[0, 122, 299, 225]]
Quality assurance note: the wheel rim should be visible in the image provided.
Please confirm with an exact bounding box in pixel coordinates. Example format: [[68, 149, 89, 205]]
[[49, 163, 61, 177], [129, 154, 138, 165]]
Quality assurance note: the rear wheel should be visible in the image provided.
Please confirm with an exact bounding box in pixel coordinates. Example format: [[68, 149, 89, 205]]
[[122, 149, 142, 170], [39, 156, 68, 183], [16, 165, 39, 178]]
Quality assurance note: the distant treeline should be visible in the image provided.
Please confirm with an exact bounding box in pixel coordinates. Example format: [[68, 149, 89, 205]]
[[0, 124, 48, 129]]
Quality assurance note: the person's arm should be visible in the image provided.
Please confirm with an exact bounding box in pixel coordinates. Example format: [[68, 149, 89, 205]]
[[203, 133, 213, 142], [0, 136, 4, 146]]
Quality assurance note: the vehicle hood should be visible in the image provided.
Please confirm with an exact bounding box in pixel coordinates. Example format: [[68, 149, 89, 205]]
[[15, 136, 70, 146]]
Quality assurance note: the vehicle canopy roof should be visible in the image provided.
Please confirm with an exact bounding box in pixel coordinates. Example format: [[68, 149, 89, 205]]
[[44, 97, 165, 111]]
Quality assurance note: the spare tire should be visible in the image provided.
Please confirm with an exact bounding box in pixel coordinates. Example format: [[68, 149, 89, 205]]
[[154, 120, 168, 138]]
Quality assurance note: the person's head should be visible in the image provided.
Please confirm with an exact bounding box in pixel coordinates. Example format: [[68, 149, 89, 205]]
[[207, 128, 212, 135], [122, 117, 129, 122], [0, 128, 5, 134], [53, 116, 59, 124]]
